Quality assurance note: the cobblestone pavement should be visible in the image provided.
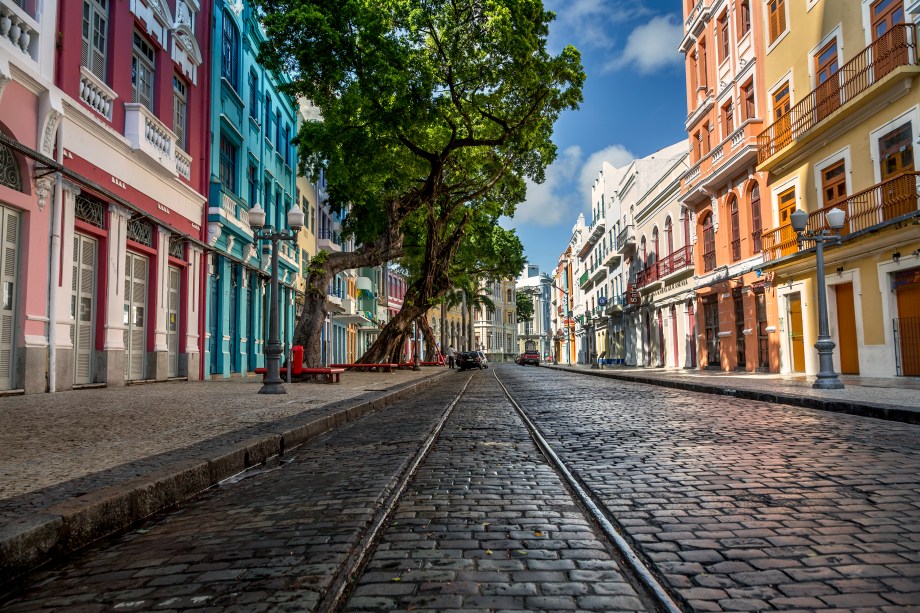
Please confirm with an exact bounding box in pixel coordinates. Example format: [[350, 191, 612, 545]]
[[345, 370, 647, 612], [0, 370, 437, 519], [500, 366, 920, 612], [1, 374, 467, 611]]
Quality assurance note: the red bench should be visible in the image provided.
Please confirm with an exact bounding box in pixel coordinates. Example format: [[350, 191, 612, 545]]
[[330, 363, 398, 373], [397, 361, 444, 368], [253, 346, 345, 383]]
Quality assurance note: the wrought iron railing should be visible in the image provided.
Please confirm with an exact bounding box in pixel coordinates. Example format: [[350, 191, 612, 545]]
[[761, 172, 920, 261], [758, 24, 919, 163], [731, 238, 741, 261], [702, 249, 716, 272], [658, 244, 693, 277], [751, 229, 762, 254], [318, 229, 340, 244]]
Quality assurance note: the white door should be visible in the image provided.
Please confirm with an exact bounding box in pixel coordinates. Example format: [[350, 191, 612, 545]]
[[0, 206, 19, 390], [71, 233, 97, 384], [123, 252, 147, 380], [167, 265, 180, 377]]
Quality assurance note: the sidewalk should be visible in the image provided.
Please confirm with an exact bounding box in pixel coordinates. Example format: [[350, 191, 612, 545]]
[[0, 367, 449, 585], [545, 363, 920, 423]]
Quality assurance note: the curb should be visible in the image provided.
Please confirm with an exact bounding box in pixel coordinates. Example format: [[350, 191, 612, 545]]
[[0, 370, 450, 586], [544, 365, 920, 425]]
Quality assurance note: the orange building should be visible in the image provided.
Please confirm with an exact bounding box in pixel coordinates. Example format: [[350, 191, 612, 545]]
[[680, 0, 780, 371]]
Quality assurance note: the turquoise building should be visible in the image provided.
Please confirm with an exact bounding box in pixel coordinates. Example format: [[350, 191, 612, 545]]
[[205, 1, 300, 378]]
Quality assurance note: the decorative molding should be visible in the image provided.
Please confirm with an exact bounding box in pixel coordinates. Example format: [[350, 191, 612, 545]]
[[226, 234, 235, 254], [34, 176, 54, 212], [226, 0, 244, 16], [108, 203, 133, 221], [38, 91, 64, 157], [62, 179, 81, 197], [207, 222, 222, 244], [0, 55, 9, 102]]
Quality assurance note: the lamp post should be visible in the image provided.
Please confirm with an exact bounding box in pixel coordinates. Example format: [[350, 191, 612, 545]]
[[248, 202, 305, 394], [790, 206, 846, 390]]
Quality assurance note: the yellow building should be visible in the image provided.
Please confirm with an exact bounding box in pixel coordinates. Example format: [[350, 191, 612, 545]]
[[757, 0, 920, 378]]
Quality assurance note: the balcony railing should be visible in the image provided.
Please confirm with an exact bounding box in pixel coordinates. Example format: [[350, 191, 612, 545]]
[[1, 0, 40, 61], [758, 24, 919, 164], [761, 172, 920, 262], [702, 249, 716, 272], [579, 269, 590, 287], [731, 238, 741, 262], [635, 260, 659, 289], [658, 244, 693, 278], [79, 67, 117, 121], [616, 225, 635, 254], [752, 229, 762, 254], [124, 103, 183, 177]]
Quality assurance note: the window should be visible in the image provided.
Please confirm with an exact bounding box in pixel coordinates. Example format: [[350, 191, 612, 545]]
[[768, 0, 787, 45], [821, 160, 847, 208], [741, 79, 755, 120], [693, 131, 702, 161], [221, 12, 239, 90], [729, 196, 740, 261], [248, 164, 258, 206], [132, 32, 155, 110], [739, 0, 751, 36], [879, 122, 914, 181], [733, 288, 746, 368], [173, 76, 187, 150], [248, 70, 259, 120], [665, 217, 673, 254], [282, 124, 290, 165], [265, 97, 274, 147], [702, 213, 716, 272], [698, 38, 708, 89], [750, 184, 762, 253], [755, 286, 769, 369], [703, 124, 711, 155], [703, 295, 720, 366], [778, 186, 797, 256], [815, 39, 840, 120], [717, 11, 729, 63], [871, 0, 905, 40], [722, 100, 734, 136], [219, 136, 237, 192], [275, 111, 282, 150], [82, 0, 108, 81]]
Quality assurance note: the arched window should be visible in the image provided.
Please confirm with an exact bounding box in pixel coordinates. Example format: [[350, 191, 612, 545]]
[[651, 227, 659, 264], [506, 288, 512, 303], [729, 195, 741, 261], [683, 208, 691, 246], [665, 217, 674, 255], [640, 236, 647, 267], [221, 11, 240, 90], [702, 213, 716, 272], [0, 142, 23, 192], [750, 184, 762, 253]]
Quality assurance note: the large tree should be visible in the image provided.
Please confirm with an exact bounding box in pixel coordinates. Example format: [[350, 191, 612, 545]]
[[255, 0, 584, 366]]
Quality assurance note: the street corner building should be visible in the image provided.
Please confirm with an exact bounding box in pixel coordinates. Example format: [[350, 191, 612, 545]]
[[0, 0, 210, 394]]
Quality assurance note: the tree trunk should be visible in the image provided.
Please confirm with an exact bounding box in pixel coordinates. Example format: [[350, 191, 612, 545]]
[[461, 290, 467, 351], [294, 226, 403, 368], [361, 302, 426, 363]]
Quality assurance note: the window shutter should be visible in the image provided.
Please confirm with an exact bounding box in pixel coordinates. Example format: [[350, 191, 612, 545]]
[[0, 208, 19, 386]]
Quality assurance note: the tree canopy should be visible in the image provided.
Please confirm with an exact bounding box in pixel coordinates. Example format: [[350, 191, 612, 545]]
[[253, 0, 584, 365], [516, 291, 536, 323]]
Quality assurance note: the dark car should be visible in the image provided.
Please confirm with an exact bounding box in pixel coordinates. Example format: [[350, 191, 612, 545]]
[[456, 351, 484, 370], [521, 350, 540, 366]]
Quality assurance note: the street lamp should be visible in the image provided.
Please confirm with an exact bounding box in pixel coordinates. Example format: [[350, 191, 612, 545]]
[[790, 206, 846, 390], [249, 202, 304, 394]]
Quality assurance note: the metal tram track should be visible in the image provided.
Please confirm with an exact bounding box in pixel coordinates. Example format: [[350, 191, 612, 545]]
[[492, 368, 685, 613], [314, 373, 476, 613], [319, 368, 684, 613]]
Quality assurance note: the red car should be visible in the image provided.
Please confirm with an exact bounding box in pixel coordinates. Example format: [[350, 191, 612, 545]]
[[521, 350, 540, 366]]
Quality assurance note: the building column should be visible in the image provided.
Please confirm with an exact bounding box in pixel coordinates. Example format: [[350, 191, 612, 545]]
[[102, 204, 132, 387], [52, 181, 80, 390], [149, 227, 171, 381], [184, 244, 202, 380]]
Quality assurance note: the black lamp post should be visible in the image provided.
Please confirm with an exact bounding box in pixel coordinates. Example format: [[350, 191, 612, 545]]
[[790, 206, 846, 390], [249, 202, 305, 394]]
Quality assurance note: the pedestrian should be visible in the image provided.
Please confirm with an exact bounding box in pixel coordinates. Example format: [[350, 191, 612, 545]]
[[446, 345, 456, 369]]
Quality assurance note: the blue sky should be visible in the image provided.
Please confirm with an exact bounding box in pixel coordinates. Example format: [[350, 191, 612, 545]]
[[508, 0, 688, 277]]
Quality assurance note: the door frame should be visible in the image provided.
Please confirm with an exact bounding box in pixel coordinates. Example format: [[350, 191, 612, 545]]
[[825, 268, 864, 376], [878, 253, 920, 377], [777, 281, 812, 374]]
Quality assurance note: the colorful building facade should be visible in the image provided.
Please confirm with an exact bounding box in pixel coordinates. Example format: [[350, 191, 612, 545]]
[[757, 0, 920, 378], [205, 0, 299, 379]]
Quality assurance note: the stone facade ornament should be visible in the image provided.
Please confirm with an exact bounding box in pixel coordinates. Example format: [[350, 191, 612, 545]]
[[207, 222, 222, 245], [34, 177, 54, 212]]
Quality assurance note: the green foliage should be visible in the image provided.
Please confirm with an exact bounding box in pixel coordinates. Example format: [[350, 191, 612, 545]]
[[254, 0, 585, 247], [516, 291, 535, 322]]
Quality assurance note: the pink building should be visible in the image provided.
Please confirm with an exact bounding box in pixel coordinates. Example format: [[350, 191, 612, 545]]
[[0, 0, 211, 394]]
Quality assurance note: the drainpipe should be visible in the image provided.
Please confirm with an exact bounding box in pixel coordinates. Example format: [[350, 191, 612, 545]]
[[48, 121, 64, 392]]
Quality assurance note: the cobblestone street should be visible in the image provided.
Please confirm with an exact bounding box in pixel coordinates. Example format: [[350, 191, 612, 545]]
[[1, 365, 919, 612]]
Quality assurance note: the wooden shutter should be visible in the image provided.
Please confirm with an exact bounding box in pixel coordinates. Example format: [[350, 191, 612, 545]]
[[124, 252, 147, 380], [0, 207, 19, 389], [167, 266, 180, 377], [73, 234, 97, 383]]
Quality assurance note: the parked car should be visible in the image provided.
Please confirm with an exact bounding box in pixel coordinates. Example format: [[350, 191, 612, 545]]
[[456, 351, 484, 370], [514, 354, 524, 365], [477, 351, 489, 368], [521, 349, 540, 366]]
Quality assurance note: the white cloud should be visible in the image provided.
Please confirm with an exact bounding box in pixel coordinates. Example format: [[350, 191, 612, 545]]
[[603, 15, 684, 74], [547, 0, 650, 52], [511, 144, 635, 228]]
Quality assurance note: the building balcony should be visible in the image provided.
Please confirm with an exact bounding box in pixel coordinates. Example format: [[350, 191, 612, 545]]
[[589, 263, 607, 285], [325, 288, 344, 313], [124, 103, 186, 179], [758, 24, 920, 170], [635, 260, 661, 293], [761, 172, 920, 263], [683, 0, 711, 43], [579, 268, 592, 290], [0, 0, 40, 63], [682, 120, 762, 204], [616, 225, 635, 254], [587, 215, 605, 243], [79, 67, 118, 121], [317, 228, 342, 253], [602, 239, 621, 267], [604, 294, 624, 315], [658, 244, 694, 284]]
